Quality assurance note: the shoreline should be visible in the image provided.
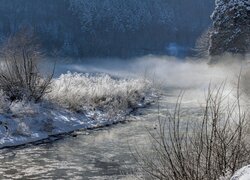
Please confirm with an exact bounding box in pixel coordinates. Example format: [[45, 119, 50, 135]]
[[0, 100, 153, 150]]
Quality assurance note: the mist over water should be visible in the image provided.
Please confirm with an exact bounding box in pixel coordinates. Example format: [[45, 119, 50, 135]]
[[2, 54, 250, 180], [54, 55, 246, 92], [22, 55, 249, 179], [48, 54, 250, 109]]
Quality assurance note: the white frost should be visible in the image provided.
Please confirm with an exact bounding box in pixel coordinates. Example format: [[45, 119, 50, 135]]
[[0, 72, 152, 148], [231, 166, 250, 180]]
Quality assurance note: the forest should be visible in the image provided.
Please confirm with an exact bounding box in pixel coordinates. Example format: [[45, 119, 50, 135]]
[[0, 0, 214, 57]]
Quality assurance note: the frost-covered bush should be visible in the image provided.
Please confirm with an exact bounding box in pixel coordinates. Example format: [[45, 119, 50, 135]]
[[0, 90, 10, 113], [47, 72, 150, 113], [0, 89, 41, 116], [9, 100, 40, 116], [0, 29, 53, 102]]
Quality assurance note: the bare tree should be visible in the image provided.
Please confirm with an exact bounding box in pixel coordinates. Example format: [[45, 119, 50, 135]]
[[0, 29, 54, 102], [194, 28, 212, 58], [134, 81, 250, 180]]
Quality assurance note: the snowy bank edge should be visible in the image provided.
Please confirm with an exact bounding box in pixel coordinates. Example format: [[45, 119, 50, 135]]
[[0, 104, 150, 150], [230, 165, 250, 180]]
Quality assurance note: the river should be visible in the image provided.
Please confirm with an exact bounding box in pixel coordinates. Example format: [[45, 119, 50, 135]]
[[0, 86, 203, 180], [0, 57, 228, 179]]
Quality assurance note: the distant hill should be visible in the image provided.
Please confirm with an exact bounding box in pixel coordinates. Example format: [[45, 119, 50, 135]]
[[0, 0, 214, 58]]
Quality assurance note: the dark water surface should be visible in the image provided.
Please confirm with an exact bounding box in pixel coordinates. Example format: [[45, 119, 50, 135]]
[[0, 90, 194, 180]]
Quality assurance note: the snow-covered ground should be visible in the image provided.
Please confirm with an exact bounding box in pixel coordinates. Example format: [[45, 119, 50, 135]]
[[0, 72, 153, 149], [231, 166, 250, 180]]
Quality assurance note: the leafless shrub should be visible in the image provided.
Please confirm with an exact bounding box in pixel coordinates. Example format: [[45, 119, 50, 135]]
[[194, 28, 213, 58], [134, 81, 250, 180], [0, 29, 54, 102], [241, 68, 250, 97]]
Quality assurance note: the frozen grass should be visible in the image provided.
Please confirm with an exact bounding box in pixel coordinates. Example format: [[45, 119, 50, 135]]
[[0, 90, 10, 113], [0, 71, 153, 148], [0, 71, 152, 117], [47, 72, 151, 114]]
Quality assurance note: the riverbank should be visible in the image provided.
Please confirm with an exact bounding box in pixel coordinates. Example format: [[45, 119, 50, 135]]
[[0, 72, 154, 149]]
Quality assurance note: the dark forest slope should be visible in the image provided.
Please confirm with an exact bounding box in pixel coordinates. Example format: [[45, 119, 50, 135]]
[[0, 0, 214, 57]]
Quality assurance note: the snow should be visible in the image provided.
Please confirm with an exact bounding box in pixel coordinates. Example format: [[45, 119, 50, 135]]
[[212, 0, 249, 24], [231, 165, 250, 180], [209, 0, 250, 57], [0, 72, 153, 149]]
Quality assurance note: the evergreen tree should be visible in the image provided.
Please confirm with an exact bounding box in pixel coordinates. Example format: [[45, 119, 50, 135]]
[[209, 0, 250, 60]]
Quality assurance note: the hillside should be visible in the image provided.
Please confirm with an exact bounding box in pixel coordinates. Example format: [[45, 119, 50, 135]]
[[0, 0, 214, 57]]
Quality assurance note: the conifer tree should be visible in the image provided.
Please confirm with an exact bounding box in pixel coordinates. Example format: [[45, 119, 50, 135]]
[[209, 0, 250, 61]]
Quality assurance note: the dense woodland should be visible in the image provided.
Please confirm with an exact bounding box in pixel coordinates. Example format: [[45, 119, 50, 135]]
[[0, 0, 214, 57]]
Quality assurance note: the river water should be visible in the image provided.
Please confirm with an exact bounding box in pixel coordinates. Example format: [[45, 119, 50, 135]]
[[0, 88, 202, 180], [0, 57, 226, 179]]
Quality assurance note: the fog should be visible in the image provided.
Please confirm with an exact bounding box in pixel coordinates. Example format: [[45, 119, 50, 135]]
[[51, 55, 250, 105], [55, 55, 244, 88]]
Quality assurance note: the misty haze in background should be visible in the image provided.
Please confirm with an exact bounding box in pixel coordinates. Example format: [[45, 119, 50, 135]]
[[0, 0, 214, 58]]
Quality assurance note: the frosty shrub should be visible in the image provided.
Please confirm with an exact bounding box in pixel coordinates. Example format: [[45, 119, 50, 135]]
[[0, 90, 10, 113], [0, 90, 40, 115], [0, 29, 54, 102], [9, 100, 40, 116], [47, 72, 150, 113], [135, 82, 250, 180]]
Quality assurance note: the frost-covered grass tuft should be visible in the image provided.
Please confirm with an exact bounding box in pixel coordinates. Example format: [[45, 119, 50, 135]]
[[0, 90, 10, 113], [0, 71, 153, 148], [0, 93, 41, 116], [47, 72, 151, 114]]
